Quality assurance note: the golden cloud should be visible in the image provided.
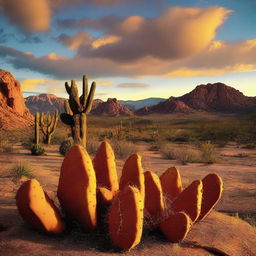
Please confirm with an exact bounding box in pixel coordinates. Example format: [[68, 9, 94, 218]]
[[0, 0, 121, 32], [91, 36, 121, 49], [81, 6, 231, 62], [1, 0, 51, 32], [94, 80, 114, 86], [21, 78, 48, 90]]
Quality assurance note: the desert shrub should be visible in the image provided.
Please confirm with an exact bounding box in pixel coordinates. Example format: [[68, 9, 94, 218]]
[[87, 138, 100, 155], [59, 138, 73, 156], [149, 139, 165, 151], [200, 141, 216, 164], [168, 132, 196, 143], [30, 144, 45, 156], [160, 144, 177, 160], [0, 139, 13, 153], [111, 140, 137, 160], [10, 161, 34, 179], [160, 144, 201, 164]]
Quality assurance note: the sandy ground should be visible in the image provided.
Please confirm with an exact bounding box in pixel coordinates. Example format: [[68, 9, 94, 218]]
[[0, 142, 255, 255]]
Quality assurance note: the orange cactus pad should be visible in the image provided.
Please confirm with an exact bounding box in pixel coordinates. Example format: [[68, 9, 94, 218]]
[[57, 145, 97, 232], [108, 186, 144, 251], [119, 154, 145, 200], [160, 211, 192, 243], [144, 171, 164, 224], [197, 173, 223, 221], [97, 187, 114, 207], [160, 167, 182, 205], [93, 141, 119, 193], [171, 180, 202, 222], [16, 179, 66, 235]]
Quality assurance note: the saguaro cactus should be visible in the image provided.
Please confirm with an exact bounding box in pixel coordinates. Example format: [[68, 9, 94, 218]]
[[34, 112, 40, 144], [37, 111, 58, 144], [60, 75, 96, 148]]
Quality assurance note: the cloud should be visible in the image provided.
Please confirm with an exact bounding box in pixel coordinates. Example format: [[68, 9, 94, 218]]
[[21, 78, 49, 90], [0, 0, 121, 32], [57, 15, 120, 30], [77, 7, 231, 62], [1, 0, 51, 32], [117, 83, 150, 88], [57, 32, 92, 50], [21, 78, 65, 94], [94, 80, 113, 86], [1, 38, 256, 80]]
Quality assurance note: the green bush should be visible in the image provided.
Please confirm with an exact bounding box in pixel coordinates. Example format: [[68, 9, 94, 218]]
[[200, 141, 216, 164], [30, 144, 45, 156], [111, 140, 137, 160], [59, 138, 73, 156], [10, 161, 34, 179]]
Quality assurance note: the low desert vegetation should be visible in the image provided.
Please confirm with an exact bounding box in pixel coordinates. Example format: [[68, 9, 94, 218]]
[[160, 144, 201, 165], [111, 140, 138, 160], [0, 139, 13, 153], [200, 141, 216, 164], [10, 161, 34, 179], [30, 144, 45, 156]]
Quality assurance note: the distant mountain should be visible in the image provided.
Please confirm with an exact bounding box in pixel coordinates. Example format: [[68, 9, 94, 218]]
[[119, 98, 166, 110], [178, 82, 256, 112], [24, 83, 256, 117], [136, 97, 194, 115], [0, 69, 33, 130], [91, 98, 133, 116], [136, 83, 256, 114], [25, 94, 104, 114], [25, 94, 65, 114]]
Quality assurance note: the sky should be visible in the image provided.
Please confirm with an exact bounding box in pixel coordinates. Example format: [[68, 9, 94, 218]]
[[0, 0, 255, 100]]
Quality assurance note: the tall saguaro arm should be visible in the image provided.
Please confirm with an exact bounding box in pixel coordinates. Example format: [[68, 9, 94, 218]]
[[60, 75, 96, 148]]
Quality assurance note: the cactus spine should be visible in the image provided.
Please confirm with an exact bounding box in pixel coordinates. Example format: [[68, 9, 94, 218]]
[[38, 111, 58, 144], [60, 75, 96, 148]]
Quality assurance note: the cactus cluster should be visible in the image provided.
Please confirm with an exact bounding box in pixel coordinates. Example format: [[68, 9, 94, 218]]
[[34, 111, 58, 145], [60, 75, 96, 148], [16, 141, 223, 251]]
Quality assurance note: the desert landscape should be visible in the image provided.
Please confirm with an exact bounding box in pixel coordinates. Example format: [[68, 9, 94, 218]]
[[0, 69, 256, 255], [1, 0, 256, 255]]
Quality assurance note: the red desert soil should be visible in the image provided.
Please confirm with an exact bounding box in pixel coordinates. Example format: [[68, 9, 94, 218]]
[[0, 143, 256, 256]]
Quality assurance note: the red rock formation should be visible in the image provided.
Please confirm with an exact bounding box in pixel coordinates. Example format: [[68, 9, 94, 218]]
[[0, 69, 33, 129], [136, 97, 194, 115], [26, 94, 103, 114], [178, 83, 256, 112], [25, 94, 65, 114], [91, 98, 133, 116]]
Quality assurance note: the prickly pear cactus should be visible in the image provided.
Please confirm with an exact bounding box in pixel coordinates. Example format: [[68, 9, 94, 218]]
[[16, 179, 66, 235], [108, 186, 144, 251], [57, 145, 97, 232], [144, 170, 165, 225], [93, 141, 119, 193]]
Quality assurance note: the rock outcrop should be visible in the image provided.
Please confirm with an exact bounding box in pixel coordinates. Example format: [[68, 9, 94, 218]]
[[91, 98, 133, 116], [178, 83, 256, 112], [136, 97, 194, 115], [0, 69, 33, 130], [25, 94, 65, 114]]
